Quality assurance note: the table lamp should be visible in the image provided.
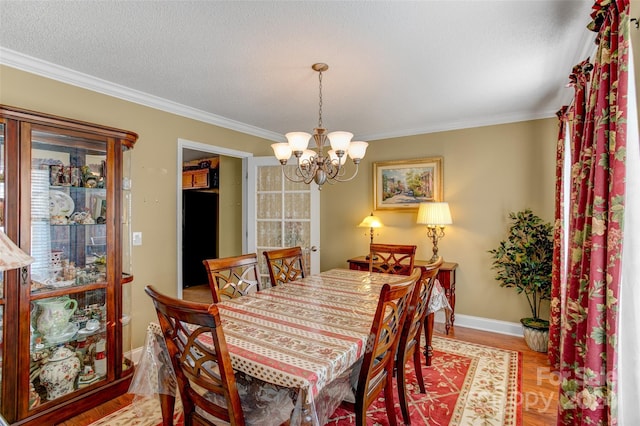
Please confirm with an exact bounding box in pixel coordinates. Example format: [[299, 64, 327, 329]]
[[358, 212, 383, 244], [416, 202, 452, 262], [0, 230, 35, 272]]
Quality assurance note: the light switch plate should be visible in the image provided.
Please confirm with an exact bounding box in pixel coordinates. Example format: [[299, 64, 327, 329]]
[[132, 232, 142, 246]]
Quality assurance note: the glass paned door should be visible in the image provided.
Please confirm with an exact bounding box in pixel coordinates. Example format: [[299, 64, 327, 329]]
[[247, 157, 320, 285]]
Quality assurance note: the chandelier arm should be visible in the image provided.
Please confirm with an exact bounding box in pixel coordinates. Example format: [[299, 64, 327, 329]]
[[327, 163, 361, 183], [295, 156, 321, 185], [280, 164, 308, 184]]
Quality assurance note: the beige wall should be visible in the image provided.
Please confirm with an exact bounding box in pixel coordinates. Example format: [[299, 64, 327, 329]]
[[320, 120, 557, 323], [0, 65, 274, 348]]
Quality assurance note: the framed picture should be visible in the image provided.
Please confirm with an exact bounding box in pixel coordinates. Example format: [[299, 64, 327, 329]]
[[373, 157, 443, 210]]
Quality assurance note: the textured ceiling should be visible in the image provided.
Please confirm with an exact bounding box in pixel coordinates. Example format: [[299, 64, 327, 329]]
[[0, 1, 595, 142]]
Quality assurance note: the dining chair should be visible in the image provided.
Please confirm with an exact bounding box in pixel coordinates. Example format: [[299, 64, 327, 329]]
[[145, 285, 246, 426], [202, 253, 262, 303], [341, 268, 420, 426], [262, 246, 306, 287], [368, 243, 417, 276], [396, 257, 443, 425]]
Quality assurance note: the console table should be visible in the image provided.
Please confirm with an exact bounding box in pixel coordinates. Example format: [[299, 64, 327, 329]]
[[347, 256, 458, 366]]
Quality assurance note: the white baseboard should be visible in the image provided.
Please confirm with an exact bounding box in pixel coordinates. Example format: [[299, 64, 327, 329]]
[[128, 346, 144, 365], [433, 311, 523, 337]]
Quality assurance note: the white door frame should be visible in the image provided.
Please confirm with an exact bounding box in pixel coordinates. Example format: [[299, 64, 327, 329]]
[[176, 138, 252, 298]]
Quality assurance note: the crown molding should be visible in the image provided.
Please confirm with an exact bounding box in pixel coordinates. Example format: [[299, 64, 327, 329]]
[[0, 47, 283, 142], [359, 110, 558, 142]]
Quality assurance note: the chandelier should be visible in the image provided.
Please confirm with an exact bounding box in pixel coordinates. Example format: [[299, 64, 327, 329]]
[[271, 63, 368, 190]]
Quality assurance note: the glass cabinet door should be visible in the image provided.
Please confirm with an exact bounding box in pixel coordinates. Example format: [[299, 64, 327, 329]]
[[0, 122, 5, 412], [28, 128, 111, 409], [121, 148, 133, 372]]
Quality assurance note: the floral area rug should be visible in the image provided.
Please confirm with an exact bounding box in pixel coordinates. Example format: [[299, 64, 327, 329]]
[[327, 336, 522, 425], [87, 393, 183, 426], [89, 336, 521, 426]]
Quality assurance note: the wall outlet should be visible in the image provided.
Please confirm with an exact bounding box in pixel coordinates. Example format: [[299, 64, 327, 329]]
[[132, 232, 142, 246]]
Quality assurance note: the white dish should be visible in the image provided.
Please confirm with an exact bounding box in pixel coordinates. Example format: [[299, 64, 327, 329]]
[[46, 278, 76, 288], [49, 191, 74, 217], [78, 327, 99, 336], [85, 319, 100, 331], [44, 323, 79, 344]]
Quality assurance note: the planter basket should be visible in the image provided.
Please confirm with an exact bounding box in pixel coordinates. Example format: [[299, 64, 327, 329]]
[[522, 324, 549, 353]]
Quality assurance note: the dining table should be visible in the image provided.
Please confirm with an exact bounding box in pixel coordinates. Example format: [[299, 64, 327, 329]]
[[130, 268, 450, 426]]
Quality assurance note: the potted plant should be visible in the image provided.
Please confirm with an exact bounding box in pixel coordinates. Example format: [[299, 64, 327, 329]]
[[488, 209, 553, 352]]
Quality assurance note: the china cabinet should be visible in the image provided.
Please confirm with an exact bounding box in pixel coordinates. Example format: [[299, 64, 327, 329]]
[[0, 105, 137, 424]]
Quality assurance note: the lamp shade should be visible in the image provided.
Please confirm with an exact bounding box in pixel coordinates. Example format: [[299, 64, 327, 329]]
[[299, 149, 315, 165], [347, 141, 369, 160], [358, 213, 383, 229], [327, 131, 353, 152], [271, 143, 292, 161], [0, 230, 35, 272], [416, 202, 452, 226], [285, 132, 311, 152]]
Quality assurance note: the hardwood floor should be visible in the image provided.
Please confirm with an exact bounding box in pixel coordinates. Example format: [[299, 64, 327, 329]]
[[61, 290, 558, 425], [183, 283, 214, 304]]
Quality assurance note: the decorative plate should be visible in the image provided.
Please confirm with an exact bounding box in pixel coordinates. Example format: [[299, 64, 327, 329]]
[[44, 323, 79, 345], [49, 191, 74, 217]]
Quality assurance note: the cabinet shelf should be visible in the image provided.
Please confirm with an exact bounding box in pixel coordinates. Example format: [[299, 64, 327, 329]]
[[30, 282, 108, 300]]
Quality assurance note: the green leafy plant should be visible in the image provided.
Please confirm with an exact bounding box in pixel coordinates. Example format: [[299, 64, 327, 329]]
[[488, 209, 553, 329]]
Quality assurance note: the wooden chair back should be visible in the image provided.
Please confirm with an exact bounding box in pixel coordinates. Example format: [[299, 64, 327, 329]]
[[203, 253, 262, 303], [368, 243, 417, 276], [349, 268, 420, 426], [145, 285, 245, 426], [262, 246, 306, 287], [396, 257, 443, 424]]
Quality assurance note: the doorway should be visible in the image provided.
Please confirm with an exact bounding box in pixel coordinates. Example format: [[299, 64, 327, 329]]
[[176, 138, 252, 299]]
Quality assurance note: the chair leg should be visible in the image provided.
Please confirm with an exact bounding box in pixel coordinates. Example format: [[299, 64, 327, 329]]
[[159, 393, 176, 426], [397, 359, 411, 425], [355, 398, 367, 426], [413, 348, 426, 393], [384, 373, 398, 426]]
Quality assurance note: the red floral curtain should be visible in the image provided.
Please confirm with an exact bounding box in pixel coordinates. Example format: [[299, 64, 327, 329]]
[[548, 106, 568, 371], [548, 0, 630, 424], [548, 60, 592, 370]]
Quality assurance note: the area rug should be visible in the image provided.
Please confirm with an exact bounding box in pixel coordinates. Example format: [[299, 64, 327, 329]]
[[89, 336, 522, 426], [327, 336, 522, 426]]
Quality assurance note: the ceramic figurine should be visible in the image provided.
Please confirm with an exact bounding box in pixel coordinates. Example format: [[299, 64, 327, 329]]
[[40, 346, 81, 400]]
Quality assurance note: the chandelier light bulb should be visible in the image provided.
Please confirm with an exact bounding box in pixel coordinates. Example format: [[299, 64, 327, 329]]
[[347, 141, 369, 161]]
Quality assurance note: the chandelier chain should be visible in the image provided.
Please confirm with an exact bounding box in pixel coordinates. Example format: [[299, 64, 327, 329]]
[[318, 70, 323, 128]]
